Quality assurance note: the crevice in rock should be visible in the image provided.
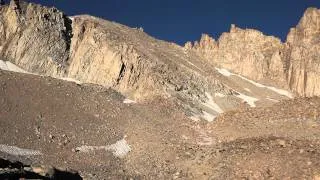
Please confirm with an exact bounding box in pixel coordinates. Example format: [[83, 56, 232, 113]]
[[62, 14, 73, 63], [116, 62, 126, 84]]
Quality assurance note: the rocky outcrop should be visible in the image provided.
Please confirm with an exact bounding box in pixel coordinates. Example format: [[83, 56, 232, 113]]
[[185, 34, 218, 60], [186, 25, 286, 85], [285, 8, 320, 96], [0, 158, 81, 179], [0, 0, 72, 76], [187, 8, 320, 97]]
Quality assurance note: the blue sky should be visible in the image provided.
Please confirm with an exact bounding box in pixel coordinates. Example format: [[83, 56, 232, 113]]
[[27, 0, 320, 45]]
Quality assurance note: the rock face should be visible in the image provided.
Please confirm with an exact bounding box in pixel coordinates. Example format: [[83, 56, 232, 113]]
[[0, 0, 72, 76], [0, 1, 220, 103], [187, 8, 320, 97], [0, 0, 316, 119], [0, 0, 243, 119], [186, 26, 284, 83], [66, 15, 230, 102], [285, 8, 320, 96]]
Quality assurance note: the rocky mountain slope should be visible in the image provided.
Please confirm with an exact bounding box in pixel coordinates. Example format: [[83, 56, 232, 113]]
[[0, 70, 319, 179], [0, 0, 297, 122], [186, 8, 320, 97], [0, 0, 319, 179]]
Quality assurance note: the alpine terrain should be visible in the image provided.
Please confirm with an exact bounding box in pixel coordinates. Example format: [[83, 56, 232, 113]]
[[0, 0, 319, 179]]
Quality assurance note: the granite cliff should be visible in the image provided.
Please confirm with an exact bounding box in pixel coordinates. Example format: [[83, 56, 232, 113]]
[[186, 8, 320, 97]]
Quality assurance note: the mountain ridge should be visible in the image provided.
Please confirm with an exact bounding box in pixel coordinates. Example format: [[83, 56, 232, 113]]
[[186, 7, 320, 97], [1, 0, 316, 121]]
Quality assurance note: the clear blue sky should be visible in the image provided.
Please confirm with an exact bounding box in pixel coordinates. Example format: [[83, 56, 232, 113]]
[[26, 0, 320, 45]]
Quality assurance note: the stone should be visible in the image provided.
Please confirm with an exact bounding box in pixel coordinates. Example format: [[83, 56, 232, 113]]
[[277, 139, 286, 147]]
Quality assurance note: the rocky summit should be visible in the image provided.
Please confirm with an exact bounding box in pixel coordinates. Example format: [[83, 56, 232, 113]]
[[0, 0, 319, 179]]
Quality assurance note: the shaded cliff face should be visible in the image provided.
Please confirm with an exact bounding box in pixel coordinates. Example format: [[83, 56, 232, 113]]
[[187, 8, 320, 97]]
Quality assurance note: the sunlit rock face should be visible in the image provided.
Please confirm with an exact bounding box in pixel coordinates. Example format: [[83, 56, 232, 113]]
[[185, 25, 284, 85], [285, 8, 320, 96], [0, 0, 72, 76], [0, 0, 318, 120], [187, 8, 320, 97]]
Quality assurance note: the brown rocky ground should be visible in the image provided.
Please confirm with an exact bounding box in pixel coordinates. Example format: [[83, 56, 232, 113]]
[[0, 70, 319, 179]]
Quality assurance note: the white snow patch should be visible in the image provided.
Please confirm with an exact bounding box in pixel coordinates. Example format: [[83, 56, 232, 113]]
[[237, 75, 293, 98], [215, 67, 232, 76], [5, 61, 28, 73], [123, 99, 136, 104], [189, 111, 217, 122], [0, 144, 42, 156], [0, 60, 9, 71], [215, 67, 293, 98], [60, 77, 82, 85], [189, 112, 216, 122], [186, 61, 203, 72], [203, 92, 224, 113], [265, 86, 293, 98], [236, 92, 259, 107], [202, 111, 217, 122], [214, 92, 226, 97], [189, 92, 223, 122], [266, 97, 280, 102], [0, 60, 84, 85], [75, 138, 131, 158], [0, 60, 29, 74]]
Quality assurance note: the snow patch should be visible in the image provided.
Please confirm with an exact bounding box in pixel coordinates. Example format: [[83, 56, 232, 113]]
[[5, 61, 28, 73], [123, 99, 136, 104], [266, 97, 279, 102], [265, 86, 293, 98], [189, 111, 217, 122], [0, 144, 42, 156], [0, 60, 29, 74], [202, 111, 217, 122], [215, 67, 293, 98], [75, 138, 131, 158], [214, 92, 226, 97], [60, 77, 82, 85], [189, 92, 222, 122], [215, 67, 232, 76], [0, 60, 9, 71], [0, 60, 84, 85], [203, 92, 224, 113], [236, 92, 259, 107]]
